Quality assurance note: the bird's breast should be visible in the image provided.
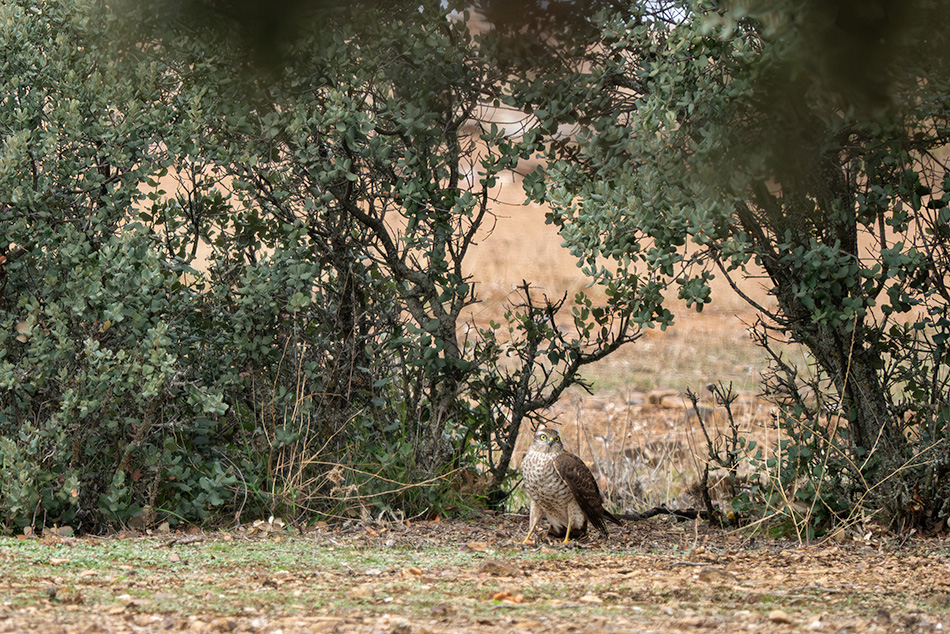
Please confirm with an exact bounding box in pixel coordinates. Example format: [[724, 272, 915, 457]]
[[522, 452, 573, 505]]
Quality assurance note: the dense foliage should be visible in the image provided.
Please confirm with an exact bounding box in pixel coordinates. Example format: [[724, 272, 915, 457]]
[[0, 0, 639, 533], [4, 0, 949, 535]]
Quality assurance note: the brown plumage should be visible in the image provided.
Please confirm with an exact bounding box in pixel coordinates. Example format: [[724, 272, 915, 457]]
[[520, 427, 622, 543]]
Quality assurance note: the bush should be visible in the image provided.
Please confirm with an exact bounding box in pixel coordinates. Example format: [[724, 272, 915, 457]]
[[1, 0, 645, 533], [0, 226, 229, 529]]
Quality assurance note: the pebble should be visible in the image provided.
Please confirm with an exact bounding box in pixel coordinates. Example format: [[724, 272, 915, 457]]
[[768, 609, 793, 624]]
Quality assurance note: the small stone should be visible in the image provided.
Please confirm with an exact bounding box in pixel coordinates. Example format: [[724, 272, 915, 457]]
[[207, 617, 238, 632], [698, 566, 737, 584], [768, 609, 793, 624], [491, 591, 524, 603], [346, 584, 376, 599], [389, 618, 411, 634], [133, 614, 159, 627], [477, 560, 520, 576], [646, 389, 678, 406]]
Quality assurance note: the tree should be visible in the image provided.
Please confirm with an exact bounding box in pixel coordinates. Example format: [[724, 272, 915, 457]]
[[522, 0, 950, 529]]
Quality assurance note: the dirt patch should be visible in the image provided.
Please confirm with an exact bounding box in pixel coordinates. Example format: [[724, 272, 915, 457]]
[[2, 519, 948, 633]]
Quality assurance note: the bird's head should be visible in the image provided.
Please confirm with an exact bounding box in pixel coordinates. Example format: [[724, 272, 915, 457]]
[[532, 427, 563, 454]]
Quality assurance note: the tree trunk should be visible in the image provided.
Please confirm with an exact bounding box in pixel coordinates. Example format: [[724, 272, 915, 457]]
[[807, 322, 907, 468], [766, 273, 908, 481], [739, 184, 908, 482]]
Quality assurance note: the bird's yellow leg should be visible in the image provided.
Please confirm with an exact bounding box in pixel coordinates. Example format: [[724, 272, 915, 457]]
[[562, 515, 572, 544], [523, 525, 536, 544], [523, 501, 540, 544]]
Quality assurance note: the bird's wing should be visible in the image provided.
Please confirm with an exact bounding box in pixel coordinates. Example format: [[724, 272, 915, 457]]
[[553, 452, 611, 536]]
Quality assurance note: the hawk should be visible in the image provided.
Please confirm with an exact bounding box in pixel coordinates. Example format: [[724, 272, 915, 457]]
[[520, 427, 623, 543]]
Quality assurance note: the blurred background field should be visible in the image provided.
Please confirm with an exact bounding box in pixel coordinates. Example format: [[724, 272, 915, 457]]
[[457, 165, 788, 516]]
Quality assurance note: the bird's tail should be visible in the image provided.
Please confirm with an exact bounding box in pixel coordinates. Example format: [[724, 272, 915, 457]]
[[591, 509, 624, 538], [604, 509, 623, 527]]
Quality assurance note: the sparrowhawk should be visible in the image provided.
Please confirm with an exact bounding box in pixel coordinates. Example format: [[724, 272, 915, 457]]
[[520, 426, 622, 543]]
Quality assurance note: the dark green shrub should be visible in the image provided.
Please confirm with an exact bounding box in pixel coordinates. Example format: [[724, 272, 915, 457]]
[[1, 0, 645, 532]]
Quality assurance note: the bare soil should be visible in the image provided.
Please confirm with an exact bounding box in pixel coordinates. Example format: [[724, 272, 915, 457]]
[[2, 518, 949, 634]]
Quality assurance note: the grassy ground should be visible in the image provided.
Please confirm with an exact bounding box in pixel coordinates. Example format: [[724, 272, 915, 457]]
[[2, 519, 948, 633]]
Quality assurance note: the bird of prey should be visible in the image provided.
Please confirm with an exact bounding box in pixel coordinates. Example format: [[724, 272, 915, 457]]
[[520, 426, 623, 543]]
